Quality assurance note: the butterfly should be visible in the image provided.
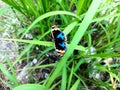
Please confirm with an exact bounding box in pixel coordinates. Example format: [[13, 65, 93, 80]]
[[51, 25, 67, 56]]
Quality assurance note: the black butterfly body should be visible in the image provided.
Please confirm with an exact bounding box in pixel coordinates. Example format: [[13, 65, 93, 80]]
[[52, 25, 67, 56]]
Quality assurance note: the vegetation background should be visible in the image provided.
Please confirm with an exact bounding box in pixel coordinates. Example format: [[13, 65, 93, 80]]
[[0, 0, 120, 90]]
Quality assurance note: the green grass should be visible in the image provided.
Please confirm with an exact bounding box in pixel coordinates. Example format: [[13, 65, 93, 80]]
[[1, 0, 120, 90]]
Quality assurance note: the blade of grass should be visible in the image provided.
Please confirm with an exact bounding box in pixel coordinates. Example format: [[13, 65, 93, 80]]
[[76, 0, 85, 15], [63, 21, 78, 35], [13, 29, 51, 66], [0, 78, 12, 88], [96, 38, 120, 51], [113, 16, 120, 40], [68, 67, 89, 90], [92, 13, 120, 22], [67, 63, 74, 90], [26, 63, 55, 70], [5, 57, 19, 86], [90, 53, 120, 58], [70, 0, 75, 9], [1, 38, 86, 51], [37, 47, 53, 58], [61, 65, 67, 90], [20, 11, 80, 39], [99, 23, 110, 43], [13, 44, 33, 66], [0, 63, 17, 86], [74, 58, 85, 72], [13, 84, 44, 90], [70, 79, 80, 90]]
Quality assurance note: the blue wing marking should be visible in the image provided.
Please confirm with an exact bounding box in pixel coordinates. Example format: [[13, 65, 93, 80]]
[[57, 32, 65, 40], [58, 42, 66, 48]]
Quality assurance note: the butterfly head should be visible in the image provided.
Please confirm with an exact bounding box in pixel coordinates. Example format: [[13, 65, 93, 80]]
[[52, 25, 60, 31]]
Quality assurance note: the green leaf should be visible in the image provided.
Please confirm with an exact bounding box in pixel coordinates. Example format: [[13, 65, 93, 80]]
[[20, 11, 80, 39], [0, 63, 17, 86], [13, 84, 45, 90], [70, 79, 80, 90]]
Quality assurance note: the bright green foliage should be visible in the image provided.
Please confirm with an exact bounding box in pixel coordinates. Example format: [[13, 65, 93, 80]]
[[1, 0, 120, 90]]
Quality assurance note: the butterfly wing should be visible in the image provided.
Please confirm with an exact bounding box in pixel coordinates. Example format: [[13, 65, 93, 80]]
[[52, 25, 67, 56]]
